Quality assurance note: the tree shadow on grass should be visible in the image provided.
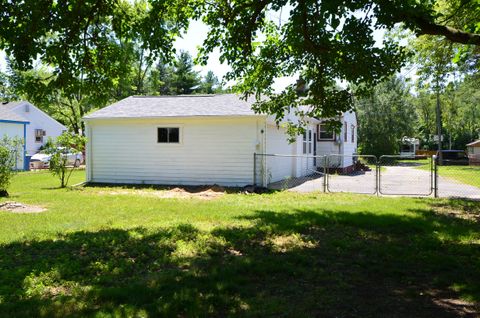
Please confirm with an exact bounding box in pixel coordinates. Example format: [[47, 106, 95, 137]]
[[0, 206, 479, 317]]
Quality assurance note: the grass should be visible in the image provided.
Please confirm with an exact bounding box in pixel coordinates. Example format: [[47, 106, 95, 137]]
[[399, 159, 480, 188], [436, 165, 480, 188], [0, 171, 479, 317]]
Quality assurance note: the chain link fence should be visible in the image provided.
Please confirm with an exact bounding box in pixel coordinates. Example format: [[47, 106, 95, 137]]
[[378, 155, 434, 196], [326, 155, 377, 194], [253, 153, 480, 199], [254, 154, 325, 192], [436, 158, 480, 199]]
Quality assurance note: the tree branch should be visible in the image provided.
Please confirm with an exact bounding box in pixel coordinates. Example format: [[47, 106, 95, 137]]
[[415, 17, 480, 45]]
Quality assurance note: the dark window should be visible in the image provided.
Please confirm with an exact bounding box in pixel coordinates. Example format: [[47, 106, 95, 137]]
[[318, 124, 335, 140], [157, 127, 180, 143], [308, 129, 312, 153], [302, 132, 307, 154], [35, 129, 44, 143]]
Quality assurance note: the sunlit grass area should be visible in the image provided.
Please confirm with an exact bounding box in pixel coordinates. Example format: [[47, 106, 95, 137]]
[[436, 165, 480, 188], [402, 159, 480, 188], [395, 158, 480, 188], [0, 171, 479, 317]]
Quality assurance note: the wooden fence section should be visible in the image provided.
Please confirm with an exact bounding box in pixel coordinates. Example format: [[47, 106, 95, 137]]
[[469, 154, 480, 166], [416, 150, 437, 157]]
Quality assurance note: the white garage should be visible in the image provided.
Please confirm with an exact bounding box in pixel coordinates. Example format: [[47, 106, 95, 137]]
[[84, 94, 357, 187]]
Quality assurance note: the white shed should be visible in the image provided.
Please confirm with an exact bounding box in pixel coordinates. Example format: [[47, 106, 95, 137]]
[[84, 95, 357, 187]]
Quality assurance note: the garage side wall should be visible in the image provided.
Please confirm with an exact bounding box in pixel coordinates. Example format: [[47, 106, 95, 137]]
[[265, 124, 296, 184], [86, 117, 263, 187]]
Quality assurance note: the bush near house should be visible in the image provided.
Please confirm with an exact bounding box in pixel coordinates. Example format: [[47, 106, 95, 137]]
[[0, 136, 22, 197], [46, 133, 86, 188]]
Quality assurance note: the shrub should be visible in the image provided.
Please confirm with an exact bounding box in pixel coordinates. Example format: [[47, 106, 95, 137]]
[[46, 133, 86, 188], [0, 136, 23, 197]]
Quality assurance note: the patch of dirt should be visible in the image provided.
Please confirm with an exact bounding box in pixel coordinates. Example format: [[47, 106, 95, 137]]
[[100, 185, 226, 200], [266, 234, 317, 253], [433, 206, 480, 222], [0, 201, 46, 213]]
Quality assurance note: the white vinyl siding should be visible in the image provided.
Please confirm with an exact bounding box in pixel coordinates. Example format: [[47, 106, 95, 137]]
[[0, 121, 25, 169], [315, 111, 357, 168], [87, 117, 263, 187], [342, 111, 358, 167], [264, 124, 296, 184], [10, 102, 66, 155]]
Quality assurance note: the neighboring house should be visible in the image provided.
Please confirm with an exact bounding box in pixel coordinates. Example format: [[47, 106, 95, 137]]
[[0, 101, 66, 156], [83, 94, 357, 187], [0, 105, 29, 170], [467, 139, 480, 166]]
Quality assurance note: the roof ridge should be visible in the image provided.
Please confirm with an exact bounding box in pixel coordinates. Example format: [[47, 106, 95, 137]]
[[131, 94, 223, 98]]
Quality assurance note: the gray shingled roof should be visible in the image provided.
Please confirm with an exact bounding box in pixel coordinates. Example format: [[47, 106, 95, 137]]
[[467, 139, 480, 147], [0, 101, 29, 123], [84, 94, 263, 119]]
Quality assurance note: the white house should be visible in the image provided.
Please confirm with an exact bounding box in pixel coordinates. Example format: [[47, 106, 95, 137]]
[[0, 101, 66, 156], [83, 94, 357, 187]]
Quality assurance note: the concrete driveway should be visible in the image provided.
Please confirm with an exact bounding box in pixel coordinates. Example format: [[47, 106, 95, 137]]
[[267, 166, 480, 199]]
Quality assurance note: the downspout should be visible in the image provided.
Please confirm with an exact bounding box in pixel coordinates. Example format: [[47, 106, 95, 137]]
[[263, 118, 267, 187], [85, 122, 93, 182]]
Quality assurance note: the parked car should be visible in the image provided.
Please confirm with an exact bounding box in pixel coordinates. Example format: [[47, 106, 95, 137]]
[[436, 150, 469, 165], [30, 149, 83, 169]]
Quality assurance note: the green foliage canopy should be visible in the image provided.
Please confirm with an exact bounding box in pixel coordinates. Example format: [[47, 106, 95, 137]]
[[0, 0, 479, 134], [356, 77, 417, 157]]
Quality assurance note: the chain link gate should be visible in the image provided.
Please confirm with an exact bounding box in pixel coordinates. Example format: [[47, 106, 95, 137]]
[[253, 153, 479, 199], [325, 154, 378, 194], [378, 155, 434, 196]]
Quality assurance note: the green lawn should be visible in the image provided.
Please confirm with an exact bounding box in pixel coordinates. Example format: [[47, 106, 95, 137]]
[[436, 165, 480, 188], [405, 159, 480, 188], [0, 171, 479, 317]]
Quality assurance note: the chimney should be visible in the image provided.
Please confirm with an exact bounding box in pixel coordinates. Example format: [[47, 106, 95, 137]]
[[295, 77, 307, 96]]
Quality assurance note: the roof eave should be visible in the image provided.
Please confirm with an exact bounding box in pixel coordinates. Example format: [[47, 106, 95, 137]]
[[0, 119, 30, 124], [82, 114, 267, 121]]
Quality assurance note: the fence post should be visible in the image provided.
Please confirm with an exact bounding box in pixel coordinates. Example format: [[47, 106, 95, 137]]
[[433, 155, 438, 198], [376, 156, 379, 196], [323, 155, 328, 193], [253, 153, 256, 191]]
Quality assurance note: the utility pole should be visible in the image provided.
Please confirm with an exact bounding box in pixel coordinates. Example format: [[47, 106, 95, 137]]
[[435, 78, 443, 163]]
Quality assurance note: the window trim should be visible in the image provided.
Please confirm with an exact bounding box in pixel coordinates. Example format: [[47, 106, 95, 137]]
[[351, 124, 355, 143], [317, 123, 336, 142], [156, 125, 183, 144], [34, 129, 44, 143], [302, 131, 307, 154], [343, 121, 348, 142]]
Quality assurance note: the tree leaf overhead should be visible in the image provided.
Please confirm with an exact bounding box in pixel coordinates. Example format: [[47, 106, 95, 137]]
[[0, 0, 479, 134]]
